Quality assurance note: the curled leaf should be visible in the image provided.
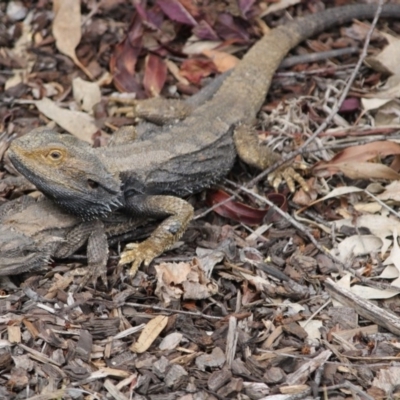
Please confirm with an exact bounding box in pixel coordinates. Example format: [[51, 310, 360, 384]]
[[206, 189, 287, 225]]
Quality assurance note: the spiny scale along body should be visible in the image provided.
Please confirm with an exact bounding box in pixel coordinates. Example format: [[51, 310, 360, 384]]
[[8, 4, 400, 279]]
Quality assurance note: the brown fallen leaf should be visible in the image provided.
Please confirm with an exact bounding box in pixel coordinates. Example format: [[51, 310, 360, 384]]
[[52, 0, 93, 79], [155, 261, 218, 305], [180, 58, 217, 85], [313, 141, 400, 177], [337, 162, 400, 180], [143, 54, 167, 97], [130, 315, 168, 354], [110, 14, 143, 94], [206, 189, 287, 225]]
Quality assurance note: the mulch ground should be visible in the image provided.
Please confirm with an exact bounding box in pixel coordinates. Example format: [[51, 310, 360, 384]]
[[2, 1, 400, 399]]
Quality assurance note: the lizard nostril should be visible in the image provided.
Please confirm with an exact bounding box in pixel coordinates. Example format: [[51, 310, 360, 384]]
[[87, 179, 99, 189]]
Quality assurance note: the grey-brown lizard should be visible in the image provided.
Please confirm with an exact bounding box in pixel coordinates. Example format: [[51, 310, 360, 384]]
[[0, 195, 141, 285], [7, 4, 400, 279]]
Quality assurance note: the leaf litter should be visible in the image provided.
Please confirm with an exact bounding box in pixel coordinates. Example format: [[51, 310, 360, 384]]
[[3, 0, 400, 399]]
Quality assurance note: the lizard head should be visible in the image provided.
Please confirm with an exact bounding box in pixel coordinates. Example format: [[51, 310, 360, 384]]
[[0, 226, 54, 276], [7, 128, 123, 219]]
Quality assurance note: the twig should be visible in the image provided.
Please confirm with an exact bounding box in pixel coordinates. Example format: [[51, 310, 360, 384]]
[[280, 47, 359, 69], [325, 277, 400, 336], [124, 302, 222, 320]]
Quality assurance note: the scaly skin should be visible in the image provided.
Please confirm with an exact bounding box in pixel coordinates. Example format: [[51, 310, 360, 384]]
[[7, 4, 400, 276], [0, 196, 141, 286]]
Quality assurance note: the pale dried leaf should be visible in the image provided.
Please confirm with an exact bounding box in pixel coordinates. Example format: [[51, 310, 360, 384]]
[[52, 0, 92, 78], [130, 315, 168, 353], [331, 274, 351, 307], [351, 285, 400, 299], [365, 32, 400, 75], [374, 100, 400, 126], [372, 367, 400, 394], [382, 230, 400, 288], [334, 214, 400, 256], [240, 272, 271, 291], [380, 265, 398, 279], [298, 320, 322, 340], [53, 0, 81, 63], [34, 97, 98, 142], [261, 0, 301, 16], [159, 332, 183, 351], [378, 181, 400, 202], [155, 261, 218, 304], [182, 36, 222, 55], [334, 235, 382, 262], [72, 77, 101, 113], [202, 49, 239, 72], [308, 186, 363, 208]]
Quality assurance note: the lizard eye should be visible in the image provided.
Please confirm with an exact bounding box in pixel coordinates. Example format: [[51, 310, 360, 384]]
[[88, 179, 99, 189], [48, 150, 62, 160]]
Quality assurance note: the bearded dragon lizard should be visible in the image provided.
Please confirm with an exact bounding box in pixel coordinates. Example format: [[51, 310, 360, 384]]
[[0, 195, 141, 286], [7, 4, 400, 280]]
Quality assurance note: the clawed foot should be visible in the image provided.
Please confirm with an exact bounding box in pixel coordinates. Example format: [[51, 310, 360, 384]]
[[118, 240, 160, 277], [268, 163, 309, 193], [77, 265, 108, 291]]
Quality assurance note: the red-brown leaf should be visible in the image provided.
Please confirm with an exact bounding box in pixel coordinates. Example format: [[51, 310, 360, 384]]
[[110, 14, 143, 93], [180, 58, 217, 84], [143, 54, 167, 97], [157, 0, 197, 26], [206, 189, 287, 225]]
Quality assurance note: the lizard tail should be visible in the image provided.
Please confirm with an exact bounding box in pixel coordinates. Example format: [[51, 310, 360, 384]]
[[209, 4, 400, 123]]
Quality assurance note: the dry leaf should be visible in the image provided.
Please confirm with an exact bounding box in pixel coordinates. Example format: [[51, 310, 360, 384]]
[[52, 0, 92, 79], [378, 181, 400, 202], [34, 98, 99, 142], [337, 162, 400, 180], [350, 285, 400, 299], [182, 36, 222, 55], [130, 315, 168, 353], [365, 32, 400, 75], [72, 77, 101, 113], [261, 0, 301, 16], [298, 320, 322, 340], [382, 230, 400, 288], [159, 332, 183, 351], [155, 261, 218, 305], [334, 235, 382, 263], [202, 49, 239, 72], [313, 141, 400, 177]]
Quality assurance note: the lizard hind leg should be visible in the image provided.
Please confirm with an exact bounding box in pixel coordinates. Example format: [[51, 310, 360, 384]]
[[119, 195, 194, 276], [233, 125, 308, 192]]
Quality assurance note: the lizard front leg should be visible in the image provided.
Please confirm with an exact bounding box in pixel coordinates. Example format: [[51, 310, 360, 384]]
[[55, 220, 109, 288], [233, 125, 308, 192], [119, 195, 194, 276]]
